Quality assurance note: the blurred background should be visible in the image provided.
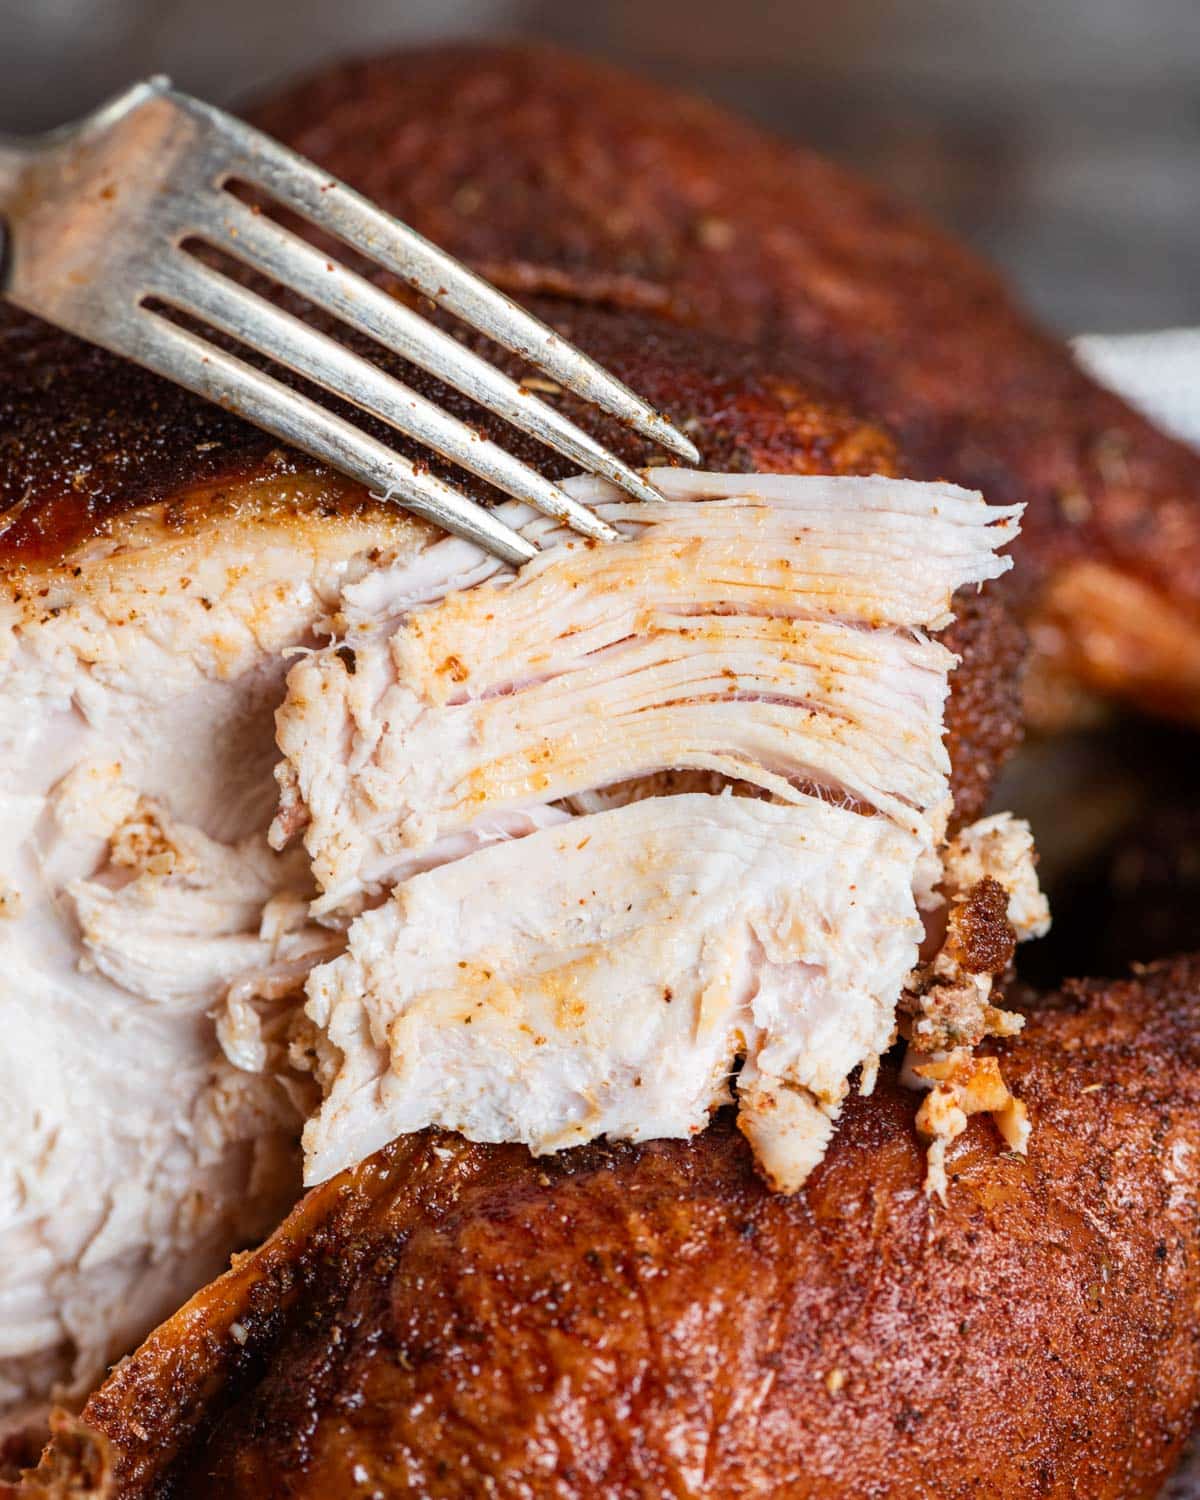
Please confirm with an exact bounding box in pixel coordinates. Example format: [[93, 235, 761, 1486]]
[[2, 0, 1198, 334]]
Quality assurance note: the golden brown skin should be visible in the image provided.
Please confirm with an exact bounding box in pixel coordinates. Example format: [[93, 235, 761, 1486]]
[[20, 957, 1200, 1499], [245, 43, 1200, 724]]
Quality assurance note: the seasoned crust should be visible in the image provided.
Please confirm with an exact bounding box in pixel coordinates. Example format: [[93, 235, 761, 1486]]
[[954, 876, 1019, 975], [0, 307, 358, 564], [939, 588, 1025, 827], [247, 43, 1200, 722], [0, 290, 895, 566], [27, 957, 1200, 1500]]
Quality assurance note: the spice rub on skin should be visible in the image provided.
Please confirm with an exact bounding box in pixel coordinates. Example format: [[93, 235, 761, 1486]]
[[29, 958, 1200, 1500], [250, 43, 1200, 727]]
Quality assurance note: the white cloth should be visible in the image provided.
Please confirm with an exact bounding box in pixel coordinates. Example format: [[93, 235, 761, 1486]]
[[1074, 328, 1200, 452]]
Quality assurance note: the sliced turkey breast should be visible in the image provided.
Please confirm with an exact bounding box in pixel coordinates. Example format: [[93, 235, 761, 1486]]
[[265, 472, 1029, 1195], [304, 793, 923, 1188], [276, 474, 1014, 913]]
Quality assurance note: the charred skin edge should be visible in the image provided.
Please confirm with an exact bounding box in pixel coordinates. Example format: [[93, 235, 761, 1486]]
[[243, 42, 1200, 726], [18, 956, 1200, 1500], [0, 295, 1014, 823]]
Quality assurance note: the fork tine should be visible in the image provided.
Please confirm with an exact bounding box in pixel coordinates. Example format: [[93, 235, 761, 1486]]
[[152, 255, 618, 542], [172, 91, 702, 466], [197, 196, 672, 509], [123, 310, 537, 565]]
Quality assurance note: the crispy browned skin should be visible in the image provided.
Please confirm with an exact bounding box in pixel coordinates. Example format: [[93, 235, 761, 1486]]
[[0, 293, 1018, 825], [19, 957, 1200, 1499], [0, 296, 892, 566], [244, 43, 1200, 724]]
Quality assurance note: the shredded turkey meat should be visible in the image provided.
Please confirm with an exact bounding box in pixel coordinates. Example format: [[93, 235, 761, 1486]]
[[267, 472, 1036, 1195]]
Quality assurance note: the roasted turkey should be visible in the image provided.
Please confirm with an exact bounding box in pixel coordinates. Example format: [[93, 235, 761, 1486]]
[[4, 40, 1200, 1499], [0, 295, 1020, 1428]]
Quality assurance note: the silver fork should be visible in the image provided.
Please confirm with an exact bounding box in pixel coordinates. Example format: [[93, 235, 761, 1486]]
[[0, 79, 701, 565]]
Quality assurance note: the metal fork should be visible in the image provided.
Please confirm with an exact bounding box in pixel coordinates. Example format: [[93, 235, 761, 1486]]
[[0, 79, 701, 565]]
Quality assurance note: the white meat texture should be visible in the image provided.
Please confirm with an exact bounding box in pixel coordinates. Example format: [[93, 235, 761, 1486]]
[[272, 472, 1023, 1193], [305, 794, 924, 1185], [0, 493, 421, 1419]]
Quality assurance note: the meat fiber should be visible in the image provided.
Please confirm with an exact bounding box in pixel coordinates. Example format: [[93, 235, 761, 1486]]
[[275, 474, 1016, 910], [24, 958, 1200, 1500], [266, 472, 1025, 1194]]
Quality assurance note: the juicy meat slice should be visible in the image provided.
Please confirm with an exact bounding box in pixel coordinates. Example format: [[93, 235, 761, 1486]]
[[268, 473, 1021, 1192], [304, 793, 923, 1186], [248, 43, 1200, 726], [25, 956, 1200, 1500]]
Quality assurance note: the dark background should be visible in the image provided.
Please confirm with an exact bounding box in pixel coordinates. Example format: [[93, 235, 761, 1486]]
[[2, 0, 1197, 334]]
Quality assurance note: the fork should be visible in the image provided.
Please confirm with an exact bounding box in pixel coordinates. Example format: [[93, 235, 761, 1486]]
[[0, 78, 701, 565]]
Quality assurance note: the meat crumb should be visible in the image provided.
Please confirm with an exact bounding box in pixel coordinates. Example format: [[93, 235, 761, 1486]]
[[910, 1050, 1028, 1203], [900, 813, 1048, 1197]]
